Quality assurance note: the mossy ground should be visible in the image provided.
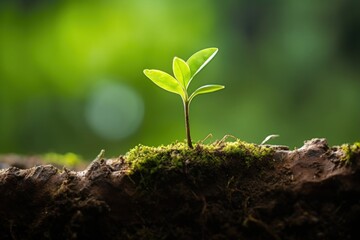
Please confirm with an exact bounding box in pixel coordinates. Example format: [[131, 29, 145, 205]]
[[0, 139, 359, 239], [126, 140, 274, 171], [340, 142, 360, 164], [124, 140, 274, 190], [113, 140, 276, 239], [42, 152, 85, 169], [0, 152, 85, 170]]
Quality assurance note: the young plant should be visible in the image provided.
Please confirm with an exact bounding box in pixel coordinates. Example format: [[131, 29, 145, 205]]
[[143, 47, 224, 148]]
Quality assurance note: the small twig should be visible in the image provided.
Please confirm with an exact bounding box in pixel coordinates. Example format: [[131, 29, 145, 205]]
[[85, 149, 106, 174], [260, 134, 279, 145], [215, 134, 239, 146], [199, 133, 213, 145], [96, 149, 106, 161], [220, 134, 238, 142]]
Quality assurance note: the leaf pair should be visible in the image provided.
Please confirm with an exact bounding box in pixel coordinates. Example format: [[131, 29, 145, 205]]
[[143, 48, 224, 103]]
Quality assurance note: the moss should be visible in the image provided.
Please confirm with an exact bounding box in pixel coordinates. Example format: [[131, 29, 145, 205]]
[[124, 140, 274, 188], [221, 141, 273, 167], [42, 152, 84, 169], [340, 142, 360, 164]]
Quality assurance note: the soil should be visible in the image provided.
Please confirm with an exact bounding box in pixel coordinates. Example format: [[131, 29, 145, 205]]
[[0, 138, 359, 240]]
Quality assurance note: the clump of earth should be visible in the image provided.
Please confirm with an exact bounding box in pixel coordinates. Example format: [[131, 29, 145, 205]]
[[0, 138, 359, 240]]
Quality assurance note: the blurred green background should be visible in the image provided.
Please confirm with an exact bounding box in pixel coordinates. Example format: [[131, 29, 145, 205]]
[[0, 0, 359, 159]]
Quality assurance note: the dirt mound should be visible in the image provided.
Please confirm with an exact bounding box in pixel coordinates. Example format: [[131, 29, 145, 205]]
[[0, 139, 359, 239]]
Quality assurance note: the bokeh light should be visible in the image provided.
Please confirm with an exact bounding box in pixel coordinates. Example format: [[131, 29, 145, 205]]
[[85, 81, 144, 140]]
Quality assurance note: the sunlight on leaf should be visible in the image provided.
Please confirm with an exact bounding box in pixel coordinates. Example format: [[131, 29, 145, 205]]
[[143, 69, 185, 99], [189, 84, 224, 103], [173, 57, 191, 89], [186, 48, 218, 86]]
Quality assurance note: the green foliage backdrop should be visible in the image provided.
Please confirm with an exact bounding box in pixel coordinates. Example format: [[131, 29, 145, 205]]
[[0, 0, 359, 159]]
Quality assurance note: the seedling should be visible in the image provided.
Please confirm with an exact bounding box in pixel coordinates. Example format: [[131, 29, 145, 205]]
[[144, 48, 224, 148]]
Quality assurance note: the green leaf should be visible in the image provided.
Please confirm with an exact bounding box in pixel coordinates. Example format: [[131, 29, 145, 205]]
[[172, 57, 191, 89], [186, 48, 218, 85], [189, 84, 224, 103], [143, 69, 185, 99]]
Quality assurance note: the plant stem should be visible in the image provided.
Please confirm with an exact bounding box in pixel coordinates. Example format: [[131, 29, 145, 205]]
[[184, 101, 193, 148]]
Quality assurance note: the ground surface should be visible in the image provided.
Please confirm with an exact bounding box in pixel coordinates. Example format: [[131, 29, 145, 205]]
[[0, 138, 359, 240]]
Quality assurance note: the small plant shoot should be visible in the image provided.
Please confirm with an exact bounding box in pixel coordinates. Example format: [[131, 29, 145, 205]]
[[144, 48, 224, 148]]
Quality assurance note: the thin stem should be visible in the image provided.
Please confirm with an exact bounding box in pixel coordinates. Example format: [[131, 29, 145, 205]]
[[184, 101, 193, 148]]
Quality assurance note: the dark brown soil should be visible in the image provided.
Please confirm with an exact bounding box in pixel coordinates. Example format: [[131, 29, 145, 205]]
[[0, 139, 359, 240]]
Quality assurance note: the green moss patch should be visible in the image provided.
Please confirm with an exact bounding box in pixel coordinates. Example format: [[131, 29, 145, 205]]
[[42, 152, 85, 169], [340, 142, 360, 164], [124, 140, 274, 188]]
